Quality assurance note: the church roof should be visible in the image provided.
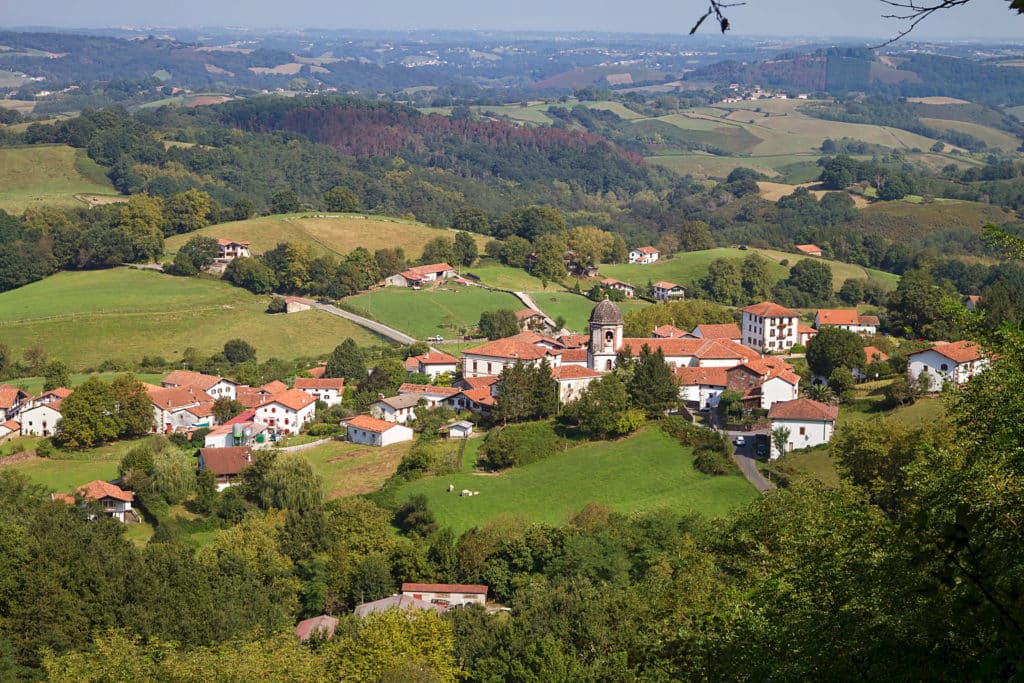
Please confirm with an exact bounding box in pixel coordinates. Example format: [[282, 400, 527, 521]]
[[589, 298, 623, 325]]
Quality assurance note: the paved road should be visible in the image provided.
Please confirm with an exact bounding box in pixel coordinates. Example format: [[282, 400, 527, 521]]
[[716, 421, 774, 493], [512, 291, 559, 330], [312, 301, 420, 346]]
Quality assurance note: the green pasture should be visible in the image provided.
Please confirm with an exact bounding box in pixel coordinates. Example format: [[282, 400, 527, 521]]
[[342, 284, 523, 340], [390, 427, 757, 535], [164, 213, 488, 260], [529, 291, 649, 333], [10, 372, 165, 396], [0, 268, 377, 370], [464, 264, 560, 292], [300, 439, 411, 498], [1, 438, 142, 493], [919, 117, 1021, 151], [0, 145, 119, 213]]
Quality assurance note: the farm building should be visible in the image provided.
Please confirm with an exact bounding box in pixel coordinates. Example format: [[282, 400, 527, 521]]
[[285, 296, 313, 313], [691, 323, 742, 343], [161, 370, 238, 401], [344, 414, 414, 446], [600, 278, 635, 298], [404, 351, 459, 380], [254, 389, 316, 435], [19, 402, 63, 437], [371, 393, 423, 424], [768, 398, 839, 458], [815, 309, 879, 335], [0, 419, 20, 443], [385, 263, 456, 287], [401, 582, 488, 607], [514, 308, 548, 330], [907, 341, 988, 389], [294, 377, 345, 407], [198, 446, 255, 490], [202, 420, 268, 449], [628, 246, 660, 264], [795, 244, 823, 257], [354, 595, 444, 617], [295, 615, 338, 641], [0, 384, 30, 422], [439, 421, 474, 439], [652, 324, 689, 339]]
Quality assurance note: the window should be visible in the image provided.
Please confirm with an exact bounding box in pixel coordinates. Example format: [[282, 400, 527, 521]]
[[472, 361, 478, 373], [940, 363, 949, 372], [487, 362, 492, 374], [606, 359, 613, 371], [799, 427, 806, 435], [605, 330, 614, 344]]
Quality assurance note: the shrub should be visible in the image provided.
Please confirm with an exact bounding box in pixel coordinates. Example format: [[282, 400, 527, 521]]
[[35, 439, 55, 457], [480, 421, 559, 470], [267, 296, 288, 314], [308, 423, 342, 437], [693, 446, 732, 475]]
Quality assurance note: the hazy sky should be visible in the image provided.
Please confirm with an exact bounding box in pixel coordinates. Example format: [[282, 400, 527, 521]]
[[2, 0, 1020, 40]]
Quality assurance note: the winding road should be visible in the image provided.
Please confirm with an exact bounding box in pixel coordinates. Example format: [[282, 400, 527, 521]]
[[312, 301, 420, 346]]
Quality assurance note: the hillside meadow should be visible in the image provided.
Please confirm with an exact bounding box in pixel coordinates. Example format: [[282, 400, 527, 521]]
[[529, 291, 650, 332], [389, 427, 757, 535], [164, 213, 489, 260], [0, 144, 120, 213], [0, 268, 377, 370], [342, 284, 523, 340]]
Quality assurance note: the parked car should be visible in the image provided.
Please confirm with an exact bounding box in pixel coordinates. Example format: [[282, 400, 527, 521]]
[[734, 435, 746, 446], [427, 335, 444, 342]]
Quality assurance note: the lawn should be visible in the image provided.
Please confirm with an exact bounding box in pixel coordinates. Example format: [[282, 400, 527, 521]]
[[0, 144, 120, 213], [389, 427, 757, 535], [463, 263, 561, 292], [599, 248, 789, 289], [0, 268, 377, 370], [342, 284, 523, 340], [1, 438, 140, 493], [300, 439, 411, 498], [164, 213, 489, 260], [10, 372, 165, 396], [529, 291, 649, 333]]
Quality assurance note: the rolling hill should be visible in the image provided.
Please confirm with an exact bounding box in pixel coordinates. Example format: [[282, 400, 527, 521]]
[[0, 144, 120, 214]]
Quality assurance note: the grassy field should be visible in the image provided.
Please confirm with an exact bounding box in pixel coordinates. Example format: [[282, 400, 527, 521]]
[[9, 372, 165, 396], [164, 214, 489, 260], [919, 117, 1021, 151], [299, 439, 411, 498], [530, 291, 650, 332], [0, 438, 145, 493], [464, 263, 562, 292], [342, 284, 523, 340], [0, 268, 378, 370], [0, 145, 120, 213], [389, 427, 756, 534]]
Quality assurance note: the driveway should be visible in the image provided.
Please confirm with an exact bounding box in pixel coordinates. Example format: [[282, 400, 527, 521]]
[[722, 427, 774, 493]]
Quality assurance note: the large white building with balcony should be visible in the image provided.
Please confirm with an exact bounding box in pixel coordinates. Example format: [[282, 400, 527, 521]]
[[741, 301, 800, 353]]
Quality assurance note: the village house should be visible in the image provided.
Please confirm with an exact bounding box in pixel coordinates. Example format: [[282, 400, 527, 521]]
[[344, 414, 414, 446], [797, 324, 817, 347], [354, 595, 443, 618], [294, 377, 345, 407], [0, 384, 30, 422], [628, 246, 660, 264], [52, 480, 137, 523], [815, 309, 879, 335], [551, 364, 602, 403], [0, 419, 20, 443], [741, 301, 800, 353], [768, 398, 839, 458], [284, 296, 312, 313], [202, 420, 269, 449], [147, 385, 215, 433], [254, 389, 317, 435], [217, 239, 251, 260], [907, 340, 988, 389], [461, 337, 561, 379], [161, 370, 238, 401], [19, 401, 64, 437], [198, 446, 255, 490], [372, 393, 424, 424], [32, 387, 72, 407], [397, 383, 460, 407], [446, 387, 497, 414], [652, 324, 690, 339], [677, 366, 729, 409], [404, 351, 459, 380], [730, 360, 801, 411], [600, 277, 635, 298], [795, 244, 823, 258], [385, 262, 456, 288], [401, 582, 488, 607], [514, 308, 548, 331], [652, 281, 685, 301], [691, 323, 742, 343], [854, 345, 891, 381]]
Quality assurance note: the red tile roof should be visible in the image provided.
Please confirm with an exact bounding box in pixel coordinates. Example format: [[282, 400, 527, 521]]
[[294, 377, 345, 391], [863, 346, 890, 363], [148, 386, 212, 410], [768, 398, 838, 422], [798, 324, 818, 335], [199, 446, 254, 476], [224, 410, 257, 425], [36, 387, 73, 401], [796, 244, 822, 255], [676, 366, 729, 386], [633, 246, 659, 254], [161, 370, 228, 391], [402, 582, 488, 595], [558, 348, 589, 363], [601, 277, 632, 288], [259, 380, 289, 394], [558, 334, 590, 348], [0, 384, 28, 409], [652, 324, 688, 338], [307, 366, 327, 379], [77, 480, 134, 503], [398, 383, 460, 396], [653, 281, 681, 290], [924, 340, 984, 364], [260, 388, 316, 412], [462, 339, 551, 361], [514, 308, 544, 321], [234, 390, 266, 408], [455, 376, 499, 390], [410, 351, 459, 366], [742, 301, 798, 318], [816, 309, 860, 326], [858, 315, 880, 326], [460, 388, 496, 407], [551, 365, 602, 380], [692, 323, 741, 340], [217, 238, 250, 246], [0, 419, 20, 432], [346, 414, 402, 433], [295, 615, 339, 641]]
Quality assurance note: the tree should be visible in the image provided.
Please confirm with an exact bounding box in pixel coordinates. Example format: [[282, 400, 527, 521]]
[[570, 374, 641, 439], [269, 190, 300, 214], [374, 248, 407, 279], [771, 425, 791, 459], [323, 186, 359, 212], [566, 226, 614, 267], [42, 359, 71, 392], [169, 235, 219, 275], [740, 253, 774, 302], [55, 377, 119, 449], [531, 234, 567, 286], [478, 309, 520, 340], [452, 231, 478, 267], [152, 449, 196, 504], [223, 339, 256, 365], [700, 258, 743, 305], [111, 374, 153, 438], [627, 345, 678, 417], [806, 327, 866, 378], [622, 299, 735, 338], [421, 237, 455, 265], [828, 367, 857, 400], [224, 257, 278, 295], [325, 338, 366, 380], [494, 361, 557, 424], [452, 206, 489, 234], [259, 453, 324, 512], [213, 398, 246, 423], [162, 189, 212, 236], [678, 220, 714, 252], [500, 236, 532, 268], [886, 268, 959, 339], [839, 278, 865, 305], [784, 258, 833, 304]]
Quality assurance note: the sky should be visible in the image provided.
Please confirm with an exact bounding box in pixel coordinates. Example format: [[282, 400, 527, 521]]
[[1, 0, 1020, 40]]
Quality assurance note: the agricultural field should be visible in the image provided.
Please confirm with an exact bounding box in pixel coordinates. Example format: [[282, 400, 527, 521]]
[[301, 439, 411, 498], [599, 247, 897, 293], [1, 438, 139, 493], [136, 92, 234, 109], [0, 268, 377, 370], [919, 117, 1021, 151], [0, 145, 120, 213], [342, 284, 523, 340], [464, 263, 560, 292], [164, 213, 489, 260], [389, 427, 757, 535], [530, 291, 649, 333], [757, 181, 869, 207], [11, 372, 165, 396]]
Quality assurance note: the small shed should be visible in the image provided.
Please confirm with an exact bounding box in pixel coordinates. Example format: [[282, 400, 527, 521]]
[[439, 420, 474, 439]]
